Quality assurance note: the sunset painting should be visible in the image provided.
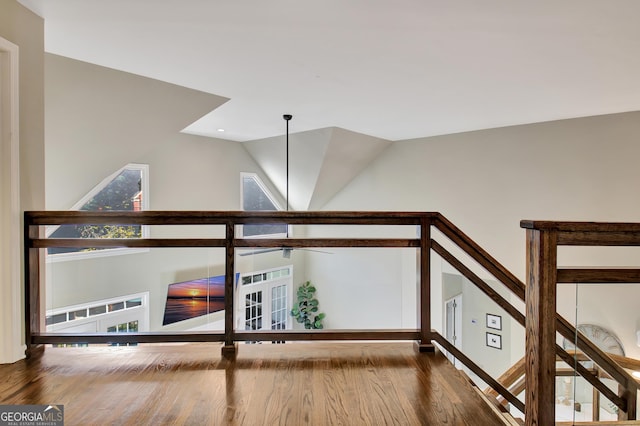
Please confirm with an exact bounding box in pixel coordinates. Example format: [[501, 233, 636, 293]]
[[162, 274, 237, 325]]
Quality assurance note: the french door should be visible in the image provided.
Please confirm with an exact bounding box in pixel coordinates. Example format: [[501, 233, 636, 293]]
[[237, 266, 293, 333]]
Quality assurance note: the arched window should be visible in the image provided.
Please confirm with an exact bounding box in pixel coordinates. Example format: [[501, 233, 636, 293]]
[[47, 163, 149, 261], [241, 172, 287, 237]]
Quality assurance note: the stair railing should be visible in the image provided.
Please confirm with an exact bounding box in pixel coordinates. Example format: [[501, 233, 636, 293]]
[[431, 215, 638, 421], [521, 220, 640, 425], [25, 210, 637, 424]]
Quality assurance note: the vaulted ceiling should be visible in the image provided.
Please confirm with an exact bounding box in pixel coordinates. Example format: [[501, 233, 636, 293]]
[[19, 0, 640, 208]]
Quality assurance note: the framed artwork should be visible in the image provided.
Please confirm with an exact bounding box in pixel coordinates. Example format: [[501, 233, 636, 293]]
[[486, 313, 502, 330], [486, 332, 502, 349], [162, 273, 238, 326]]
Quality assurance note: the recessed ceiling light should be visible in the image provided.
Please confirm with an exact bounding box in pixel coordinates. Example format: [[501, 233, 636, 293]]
[[217, 128, 225, 132]]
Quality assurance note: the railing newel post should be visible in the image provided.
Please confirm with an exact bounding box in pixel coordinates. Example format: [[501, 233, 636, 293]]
[[222, 220, 236, 358], [618, 383, 637, 421], [524, 228, 557, 426], [24, 213, 43, 358], [417, 214, 434, 352]]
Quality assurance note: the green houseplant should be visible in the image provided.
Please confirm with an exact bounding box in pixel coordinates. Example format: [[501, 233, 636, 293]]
[[290, 281, 325, 329]]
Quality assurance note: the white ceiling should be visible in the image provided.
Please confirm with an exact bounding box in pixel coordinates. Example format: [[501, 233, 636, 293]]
[[18, 0, 640, 142]]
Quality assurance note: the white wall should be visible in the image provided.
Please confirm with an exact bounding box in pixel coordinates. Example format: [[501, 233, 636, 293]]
[[44, 54, 308, 331], [43, 51, 640, 360], [0, 0, 45, 363], [322, 111, 640, 360]]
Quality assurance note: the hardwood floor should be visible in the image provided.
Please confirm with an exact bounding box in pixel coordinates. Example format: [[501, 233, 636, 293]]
[[0, 342, 508, 425]]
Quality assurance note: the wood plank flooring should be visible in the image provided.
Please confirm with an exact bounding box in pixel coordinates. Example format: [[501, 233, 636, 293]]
[[0, 342, 508, 425]]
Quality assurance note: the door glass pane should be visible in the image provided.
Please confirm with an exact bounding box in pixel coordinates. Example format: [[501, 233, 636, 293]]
[[245, 290, 263, 331], [271, 284, 287, 330]]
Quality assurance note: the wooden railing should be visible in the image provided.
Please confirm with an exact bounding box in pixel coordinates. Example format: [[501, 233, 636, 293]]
[[435, 216, 640, 422], [25, 211, 435, 355], [24, 210, 528, 410], [521, 220, 640, 425], [26, 211, 639, 423]]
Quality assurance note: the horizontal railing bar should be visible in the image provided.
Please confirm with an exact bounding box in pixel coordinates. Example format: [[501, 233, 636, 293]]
[[431, 240, 525, 326], [234, 238, 420, 249], [485, 357, 525, 400], [235, 329, 421, 341], [558, 232, 640, 246], [521, 220, 640, 233], [30, 238, 227, 248], [555, 315, 634, 390], [556, 422, 640, 426], [555, 368, 598, 376], [33, 330, 422, 344], [33, 332, 226, 344], [557, 268, 640, 283], [434, 215, 526, 300], [26, 210, 435, 226], [432, 333, 525, 413], [555, 344, 626, 411], [29, 238, 420, 249], [608, 353, 640, 372]]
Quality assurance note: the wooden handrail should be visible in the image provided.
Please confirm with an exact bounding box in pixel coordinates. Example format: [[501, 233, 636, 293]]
[[557, 268, 640, 283], [609, 353, 640, 374], [24, 210, 438, 354], [434, 214, 637, 418], [485, 356, 525, 400], [562, 351, 640, 383], [431, 240, 525, 326], [26, 210, 435, 225], [520, 220, 640, 232], [434, 214, 526, 300], [486, 349, 625, 412], [432, 213, 629, 415], [555, 344, 626, 411], [555, 317, 635, 390], [30, 237, 420, 249], [26, 210, 640, 423], [32, 330, 423, 345], [432, 333, 525, 413]]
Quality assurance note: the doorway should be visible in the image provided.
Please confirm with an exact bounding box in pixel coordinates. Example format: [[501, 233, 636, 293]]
[[236, 265, 293, 334], [444, 294, 463, 367]]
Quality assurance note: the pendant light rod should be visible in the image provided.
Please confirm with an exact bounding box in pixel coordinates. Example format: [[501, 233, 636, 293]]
[[283, 114, 292, 212]]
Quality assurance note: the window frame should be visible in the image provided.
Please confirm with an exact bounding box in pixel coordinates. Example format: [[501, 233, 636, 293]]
[[239, 172, 289, 239], [46, 163, 150, 263], [45, 291, 149, 333]]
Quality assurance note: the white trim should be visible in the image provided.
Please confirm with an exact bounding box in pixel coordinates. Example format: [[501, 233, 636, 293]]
[[46, 292, 149, 334], [46, 163, 150, 262], [0, 37, 24, 363], [71, 163, 149, 212], [46, 247, 149, 263], [240, 172, 283, 211]]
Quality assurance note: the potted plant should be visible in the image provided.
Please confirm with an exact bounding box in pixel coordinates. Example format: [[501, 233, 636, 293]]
[[290, 281, 325, 329]]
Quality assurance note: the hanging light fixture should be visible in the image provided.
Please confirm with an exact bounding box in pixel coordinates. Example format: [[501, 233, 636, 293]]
[[283, 114, 292, 212], [239, 114, 330, 258]]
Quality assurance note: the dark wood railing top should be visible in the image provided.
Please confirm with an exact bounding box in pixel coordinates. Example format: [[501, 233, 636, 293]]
[[521, 220, 640, 232], [522, 220, 640, 246], [434, 215, 526, 299], [26, 210, 438, 225]]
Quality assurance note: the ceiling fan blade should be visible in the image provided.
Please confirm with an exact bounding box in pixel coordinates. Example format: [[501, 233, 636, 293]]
[[298, 248, 333, 255], [238, 248, 283, 257], [238, 247, 333, 257]]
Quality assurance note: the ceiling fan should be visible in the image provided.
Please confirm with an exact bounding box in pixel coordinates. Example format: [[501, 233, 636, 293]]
[[239, 114, 331, 258]]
